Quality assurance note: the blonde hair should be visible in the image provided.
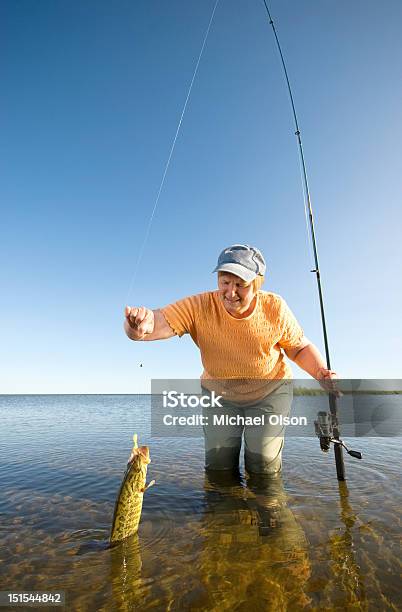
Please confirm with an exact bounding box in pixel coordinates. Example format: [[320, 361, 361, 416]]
[[252, 275, 265, 292]]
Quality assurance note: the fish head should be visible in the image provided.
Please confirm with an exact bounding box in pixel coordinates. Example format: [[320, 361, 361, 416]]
[[128, 445, 151, 468], [137, 445, 151, 464]]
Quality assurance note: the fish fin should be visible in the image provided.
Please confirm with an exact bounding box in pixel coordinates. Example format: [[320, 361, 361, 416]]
[[140, 479, 156, 493]]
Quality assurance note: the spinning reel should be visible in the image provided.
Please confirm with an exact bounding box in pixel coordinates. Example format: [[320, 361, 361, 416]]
[[314, 411, 362, 460]]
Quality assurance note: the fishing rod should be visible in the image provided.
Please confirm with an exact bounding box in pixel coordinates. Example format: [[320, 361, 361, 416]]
[[261, 1, 362, 480]]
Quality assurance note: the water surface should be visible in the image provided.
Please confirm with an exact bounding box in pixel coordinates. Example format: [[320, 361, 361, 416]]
[[0, 395, 400, 610]]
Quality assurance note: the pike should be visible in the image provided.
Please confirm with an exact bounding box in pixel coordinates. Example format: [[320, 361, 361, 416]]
[[110, 434, 155, 546]]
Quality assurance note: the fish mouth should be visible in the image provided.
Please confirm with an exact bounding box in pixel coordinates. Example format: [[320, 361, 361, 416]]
[[130, 446, 150, 465]]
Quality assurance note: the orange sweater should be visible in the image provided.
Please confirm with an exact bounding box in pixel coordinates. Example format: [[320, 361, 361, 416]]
[[161, 290, 304, 403]]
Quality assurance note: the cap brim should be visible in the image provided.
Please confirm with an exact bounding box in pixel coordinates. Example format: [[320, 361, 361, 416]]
[[213, 263, 256, 282]]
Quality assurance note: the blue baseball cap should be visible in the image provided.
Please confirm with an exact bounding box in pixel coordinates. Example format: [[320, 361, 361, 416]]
[[213, 244, 266, 282]]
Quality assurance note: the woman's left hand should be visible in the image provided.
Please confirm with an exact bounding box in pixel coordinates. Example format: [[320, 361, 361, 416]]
[[316, 367, 342, 396]]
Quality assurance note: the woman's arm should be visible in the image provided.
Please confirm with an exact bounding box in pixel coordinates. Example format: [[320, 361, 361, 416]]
[[124, 306, 176, 341], [285, 339, 337, 381]]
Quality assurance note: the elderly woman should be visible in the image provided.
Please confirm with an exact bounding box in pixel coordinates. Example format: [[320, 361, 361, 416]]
[[125, 244, 336, 475]]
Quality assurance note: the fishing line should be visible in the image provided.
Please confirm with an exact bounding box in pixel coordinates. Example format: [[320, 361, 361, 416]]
[[125, 0, 220, 305]]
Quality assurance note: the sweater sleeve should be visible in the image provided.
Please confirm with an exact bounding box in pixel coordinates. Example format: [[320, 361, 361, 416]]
[[160, 294, 200, 338], [277, 297, 304, 350]]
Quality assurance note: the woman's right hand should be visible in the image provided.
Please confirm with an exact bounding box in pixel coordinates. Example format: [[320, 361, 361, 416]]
[[125, 306, 155, 340]]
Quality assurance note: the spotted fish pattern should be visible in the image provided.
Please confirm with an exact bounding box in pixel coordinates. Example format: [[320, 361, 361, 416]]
[[110, 435, 155, 545]]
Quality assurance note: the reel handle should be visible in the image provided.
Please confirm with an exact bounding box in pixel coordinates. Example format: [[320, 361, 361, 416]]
[[347, 450, 362, 460]]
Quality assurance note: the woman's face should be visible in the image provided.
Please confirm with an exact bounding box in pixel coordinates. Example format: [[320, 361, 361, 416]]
[[218, 272, 256, 318]]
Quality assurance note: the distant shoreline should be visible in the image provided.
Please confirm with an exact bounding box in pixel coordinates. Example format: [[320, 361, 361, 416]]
[[293, 388, 402, 396]]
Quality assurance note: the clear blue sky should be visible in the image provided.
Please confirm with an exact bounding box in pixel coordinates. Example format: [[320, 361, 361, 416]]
[[1, 0, 401, 393]]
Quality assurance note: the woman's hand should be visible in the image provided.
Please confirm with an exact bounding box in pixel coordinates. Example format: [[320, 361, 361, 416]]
[[316, 367, 341, 396], [125, 306, 155, 340]]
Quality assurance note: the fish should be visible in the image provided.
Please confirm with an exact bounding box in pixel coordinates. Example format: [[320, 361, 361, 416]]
[[110, 434, 155, 546]]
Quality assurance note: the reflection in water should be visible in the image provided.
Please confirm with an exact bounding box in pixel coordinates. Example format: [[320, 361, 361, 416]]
[[110, 534, 144, 612], [197, 470, 312, 610], [327, 482, 367, 607]]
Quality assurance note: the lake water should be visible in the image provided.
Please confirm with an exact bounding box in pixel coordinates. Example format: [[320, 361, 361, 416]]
[[0, 395, 401, 610]]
